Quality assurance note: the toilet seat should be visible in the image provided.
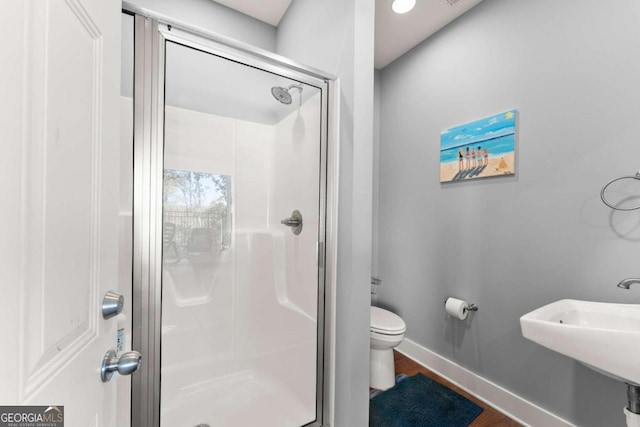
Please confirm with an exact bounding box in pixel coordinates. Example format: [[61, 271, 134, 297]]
[[371, 306, 406, 335]]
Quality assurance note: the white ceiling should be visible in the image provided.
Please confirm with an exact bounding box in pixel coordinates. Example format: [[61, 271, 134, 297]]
[[375, 0, 482, 68], [211, 0, 482, 69], [212, 0, 293, 26]]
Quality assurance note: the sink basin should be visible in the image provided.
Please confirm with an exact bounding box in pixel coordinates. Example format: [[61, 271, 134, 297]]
[[520, 299, 640, 384]]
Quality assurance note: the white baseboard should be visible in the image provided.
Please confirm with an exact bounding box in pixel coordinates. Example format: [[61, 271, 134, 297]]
[[396, 339, 575, 427]]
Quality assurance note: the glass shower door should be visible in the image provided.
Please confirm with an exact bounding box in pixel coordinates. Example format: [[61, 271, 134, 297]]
[[159, 40, 326, 427]]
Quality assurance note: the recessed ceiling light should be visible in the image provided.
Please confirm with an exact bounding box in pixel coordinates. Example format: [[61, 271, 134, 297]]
[[391, 0, 416, 14]]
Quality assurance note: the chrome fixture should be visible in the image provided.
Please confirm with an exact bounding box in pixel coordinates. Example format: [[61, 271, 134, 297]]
[[102, 290, 124, 319], [281, 210, 303, 235], [101, 349, 142, 382], [443, 299, 478, 313], [617, 278, 640, 289], [600, 170, 640, 211], [271, 84, 303, 105], [628, 384, 640, 415], [371, 277, 382, 296]]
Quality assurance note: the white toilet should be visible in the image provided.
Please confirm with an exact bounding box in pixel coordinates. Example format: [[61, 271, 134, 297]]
[[370, 306, 406, 390]]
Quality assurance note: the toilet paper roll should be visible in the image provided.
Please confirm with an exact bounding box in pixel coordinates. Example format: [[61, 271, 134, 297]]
[[445, 297, 469, 320]]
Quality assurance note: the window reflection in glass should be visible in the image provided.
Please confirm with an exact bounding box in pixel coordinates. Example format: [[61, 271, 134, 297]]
[[162, 169, 232, 269]]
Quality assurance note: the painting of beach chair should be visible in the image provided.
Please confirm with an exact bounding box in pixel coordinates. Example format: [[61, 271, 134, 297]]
[[187, 227, 214, 265], [163, 222, 180, 264]]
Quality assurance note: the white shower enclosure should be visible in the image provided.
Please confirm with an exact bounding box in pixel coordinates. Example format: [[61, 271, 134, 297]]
[[128, 10, 334, 427]]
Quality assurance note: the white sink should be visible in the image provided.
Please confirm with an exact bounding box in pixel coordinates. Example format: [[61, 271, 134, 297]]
[[520, 299, 640, 385]]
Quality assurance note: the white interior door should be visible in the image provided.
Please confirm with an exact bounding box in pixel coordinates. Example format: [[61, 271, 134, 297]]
[[0, 0, 122, 425]]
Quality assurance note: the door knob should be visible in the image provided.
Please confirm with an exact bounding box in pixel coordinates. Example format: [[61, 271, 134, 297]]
[[101, 350, 142, 382]]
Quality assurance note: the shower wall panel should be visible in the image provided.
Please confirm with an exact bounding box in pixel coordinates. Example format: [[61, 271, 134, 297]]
[[160, 98, 320, 426], [270, 92, 322, 319]]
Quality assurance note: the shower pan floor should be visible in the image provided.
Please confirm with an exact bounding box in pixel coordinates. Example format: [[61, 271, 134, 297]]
[[160, 368, 315, 427]]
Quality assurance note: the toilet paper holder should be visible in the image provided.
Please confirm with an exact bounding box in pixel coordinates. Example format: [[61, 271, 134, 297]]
[[443, 299, 478, 313]]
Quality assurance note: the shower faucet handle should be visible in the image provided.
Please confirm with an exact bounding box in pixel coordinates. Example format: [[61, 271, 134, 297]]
[[281, 217, 301, 226], [281, 210, 303, 235]]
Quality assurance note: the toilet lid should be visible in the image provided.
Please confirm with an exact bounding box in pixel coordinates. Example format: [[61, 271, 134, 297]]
[[371, 306, 406, 334]]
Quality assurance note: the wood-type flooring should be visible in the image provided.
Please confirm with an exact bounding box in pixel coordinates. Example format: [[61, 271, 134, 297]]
[[392, 350, 524, 427]]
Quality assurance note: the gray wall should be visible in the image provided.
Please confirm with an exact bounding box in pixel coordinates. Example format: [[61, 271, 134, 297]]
[[277, 1, 375, 426], [376, 0, 640, 425]]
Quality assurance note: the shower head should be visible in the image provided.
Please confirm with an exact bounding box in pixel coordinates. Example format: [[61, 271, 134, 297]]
[[271, 84, 303, 105], [271, 86, 292, 104]]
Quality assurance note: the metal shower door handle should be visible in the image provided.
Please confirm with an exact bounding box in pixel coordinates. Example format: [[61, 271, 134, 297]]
[[281, 210, 303, 235]]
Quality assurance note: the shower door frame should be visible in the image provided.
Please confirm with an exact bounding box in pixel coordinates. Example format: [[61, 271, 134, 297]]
[[127, 4, 338, 427]]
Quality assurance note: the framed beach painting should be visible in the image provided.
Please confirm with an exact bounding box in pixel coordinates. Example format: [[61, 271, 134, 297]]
[[440, 109, 516, 183]]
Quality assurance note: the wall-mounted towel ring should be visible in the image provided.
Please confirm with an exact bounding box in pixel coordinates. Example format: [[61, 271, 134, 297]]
[[600, 171, 640, 211]]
